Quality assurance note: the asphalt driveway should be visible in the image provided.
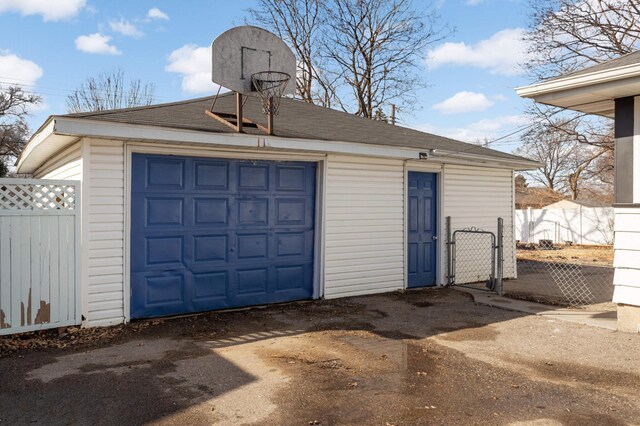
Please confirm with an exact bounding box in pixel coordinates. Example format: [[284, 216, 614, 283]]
[[1, 288, 639, 425]]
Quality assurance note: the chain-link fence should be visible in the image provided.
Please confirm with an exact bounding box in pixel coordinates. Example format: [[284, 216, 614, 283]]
[[504, 244, 614, 308], [445, 216, 614, 309]]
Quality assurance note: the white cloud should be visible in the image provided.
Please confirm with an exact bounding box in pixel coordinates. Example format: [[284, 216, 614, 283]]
[[426, 28, 528, 76], [147, 7, 169, 20], [415, 115, 527, 143], [465, 0, 484, 4], [433, 91, 494, 114], [0, 0, 85, 21], [75, 33, 121, 55], [166, 44, 218, 94], [0, 52, 43, 86], [109, 19, 143, 38]]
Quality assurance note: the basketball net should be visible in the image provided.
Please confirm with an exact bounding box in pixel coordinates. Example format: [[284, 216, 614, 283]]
[[251, 71, 290, 115]]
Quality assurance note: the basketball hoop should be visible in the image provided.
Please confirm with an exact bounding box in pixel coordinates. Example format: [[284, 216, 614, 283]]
[[251, 71, 290, 115]]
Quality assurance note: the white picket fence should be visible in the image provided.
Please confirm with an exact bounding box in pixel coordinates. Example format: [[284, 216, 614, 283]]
[[515, 206, 614, 245], [0, 179, 81, 335]]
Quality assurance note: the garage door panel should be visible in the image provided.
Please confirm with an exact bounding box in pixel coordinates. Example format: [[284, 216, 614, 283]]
[[192, 271, 228, 301], [276, 164, 309, 192], [130, 271, 190, 318], [275, 232, 307, 257], [238, 163, 270, 191], [131, 154, 316, 319], [236, 233, 269, 260], [146, 197, 185, 227], [146, 236, 184, 266], [145, 158, 185, 190], [193, 234, 229, 263], [194, 160, 229, 190], [237, 198, 269, 225], [194, 198, 229, 226]]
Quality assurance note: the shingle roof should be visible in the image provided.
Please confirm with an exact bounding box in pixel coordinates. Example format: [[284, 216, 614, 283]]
[[62, 93, 530, 162], [544, 51, 640, 82]]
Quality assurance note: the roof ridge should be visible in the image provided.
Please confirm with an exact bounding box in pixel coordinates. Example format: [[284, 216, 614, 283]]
[[63, 93, 232, 118]]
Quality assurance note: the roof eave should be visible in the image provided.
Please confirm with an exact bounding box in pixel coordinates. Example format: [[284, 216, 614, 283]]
[[516, 62, 640, 117], [19, 117, 540, 173]]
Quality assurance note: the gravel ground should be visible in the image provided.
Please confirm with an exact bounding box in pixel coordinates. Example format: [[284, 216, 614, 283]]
[[1, 288, 638, 425]]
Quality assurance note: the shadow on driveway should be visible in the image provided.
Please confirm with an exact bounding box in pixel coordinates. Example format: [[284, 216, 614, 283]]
[[1, 288, 638, 425]]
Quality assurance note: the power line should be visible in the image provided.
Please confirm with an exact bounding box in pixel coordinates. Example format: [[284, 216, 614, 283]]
[[0, 76, 174, 104]]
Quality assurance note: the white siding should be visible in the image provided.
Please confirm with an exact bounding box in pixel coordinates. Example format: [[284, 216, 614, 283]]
[[34, 141, 82, 180], [443, 164, 516, 281], [85, 139, 125, 326], [324, 155, 405, 298], [30, 138, 521, 326], [613, 208, 640, 306]]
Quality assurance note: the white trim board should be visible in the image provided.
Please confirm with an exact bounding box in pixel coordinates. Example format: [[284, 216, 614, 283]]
[[17, 116, 540, 173]]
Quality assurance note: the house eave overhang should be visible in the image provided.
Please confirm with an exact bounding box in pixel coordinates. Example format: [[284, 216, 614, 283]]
[[17, 117, 540, 174], [515, 63, 640, 117]]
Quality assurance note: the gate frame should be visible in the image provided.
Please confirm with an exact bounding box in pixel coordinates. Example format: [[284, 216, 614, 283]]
[[446, 216, 504, 294]]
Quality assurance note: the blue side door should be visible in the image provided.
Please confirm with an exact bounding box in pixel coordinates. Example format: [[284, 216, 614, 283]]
[[407, 172, 437, 288], [130, 154, 316, 319]]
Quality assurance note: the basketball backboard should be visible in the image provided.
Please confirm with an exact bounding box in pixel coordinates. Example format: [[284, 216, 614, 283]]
[[212, 26, 296, 96]]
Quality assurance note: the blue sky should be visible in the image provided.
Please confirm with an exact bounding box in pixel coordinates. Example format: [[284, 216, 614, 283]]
[[0, 0, 534, 154]]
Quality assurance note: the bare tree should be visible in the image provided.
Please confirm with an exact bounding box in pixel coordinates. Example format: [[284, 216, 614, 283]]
[[323, 0, 447, 118], [527, 0, 640, 80], [522, 0, 640, 197], [515, 117, 607, 199], [248, 0, 449, 118], [0, 85, 41, 177], [247, 0, 337, 107], [66, 68, 156, 113]]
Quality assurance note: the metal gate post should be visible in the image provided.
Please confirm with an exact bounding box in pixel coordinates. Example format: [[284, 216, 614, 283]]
[[496, 217, 504, 295], [446, 216, 453, 285]]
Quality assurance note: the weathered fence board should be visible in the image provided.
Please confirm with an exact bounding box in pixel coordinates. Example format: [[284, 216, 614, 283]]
[[0, 179, 80, 335]]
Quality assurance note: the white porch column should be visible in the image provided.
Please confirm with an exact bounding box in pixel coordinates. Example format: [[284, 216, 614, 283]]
[[612, 96, 640, 332]]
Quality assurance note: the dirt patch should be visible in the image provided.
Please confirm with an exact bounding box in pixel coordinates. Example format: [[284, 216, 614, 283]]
[[514, 358, 640, 394], [517, 244, 613, 267], [0, 321, 157, 357], [436, 324, 499, 342]]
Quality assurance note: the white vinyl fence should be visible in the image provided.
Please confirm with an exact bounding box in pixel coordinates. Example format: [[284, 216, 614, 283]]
[[515, 206, 614, 245], [0, 179, 80, 335]]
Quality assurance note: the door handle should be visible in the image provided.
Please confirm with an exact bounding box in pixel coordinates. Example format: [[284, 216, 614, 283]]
[[432, 236, 438, 240]]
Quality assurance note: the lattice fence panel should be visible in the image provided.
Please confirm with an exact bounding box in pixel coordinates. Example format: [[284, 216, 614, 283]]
[[0, 182, 76, 211]]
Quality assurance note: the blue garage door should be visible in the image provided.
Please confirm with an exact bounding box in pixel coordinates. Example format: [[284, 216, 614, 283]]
[[407, 172, 437, 288], [130, 154, 316, 319]]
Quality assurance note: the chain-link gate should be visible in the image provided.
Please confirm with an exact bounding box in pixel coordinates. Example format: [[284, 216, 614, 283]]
[[446, 217, 504, 293]]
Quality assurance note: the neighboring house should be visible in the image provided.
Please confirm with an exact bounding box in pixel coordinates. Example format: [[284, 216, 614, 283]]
[[517, 50, 640, 332], [16, 93, 538, 327], [515, 187, 564, 209], [542, 199, 610, 209]]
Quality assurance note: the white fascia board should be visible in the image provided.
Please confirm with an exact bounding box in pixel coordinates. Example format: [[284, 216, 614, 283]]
[[54, 117, 264, 149], [22, 116, 539, 172], [262, 136, 421, 160], [16, 118, 55, 171], [516, 63, 640, 98], [427, 150, 541, 170]]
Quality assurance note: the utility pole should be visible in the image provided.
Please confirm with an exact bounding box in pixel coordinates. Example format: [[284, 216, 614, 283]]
[[391, 104, 396, 125]]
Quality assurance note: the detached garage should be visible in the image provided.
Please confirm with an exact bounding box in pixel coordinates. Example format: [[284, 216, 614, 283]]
[[15, 93, 538, 327]]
